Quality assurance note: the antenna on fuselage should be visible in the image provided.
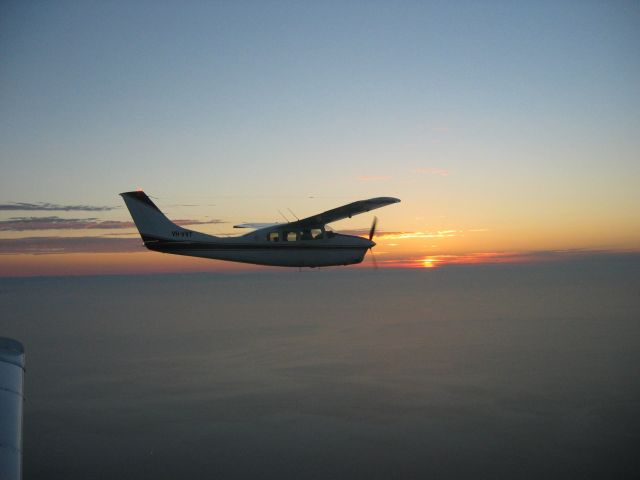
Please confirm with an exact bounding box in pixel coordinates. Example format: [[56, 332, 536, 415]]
[[277, 209, 291, 223], [287, 208, 300, 221]]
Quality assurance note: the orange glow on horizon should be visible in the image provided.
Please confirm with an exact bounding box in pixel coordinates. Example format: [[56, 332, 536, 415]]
[[374, 251, 576, 269], [1, 245, 639, 278], [375, 230, 460, 240], [0, 250, 532, 277]]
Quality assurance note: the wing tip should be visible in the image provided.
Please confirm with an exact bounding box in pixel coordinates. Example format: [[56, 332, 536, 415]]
[[369, 196, 401, 204]]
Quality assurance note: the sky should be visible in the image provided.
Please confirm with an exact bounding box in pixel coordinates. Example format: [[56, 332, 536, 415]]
[[1, 0, 639, 276]]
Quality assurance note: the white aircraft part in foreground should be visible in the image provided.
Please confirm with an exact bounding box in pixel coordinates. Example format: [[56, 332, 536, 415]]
[[120, 191, 400, 268], [0, 338, 25, 480]]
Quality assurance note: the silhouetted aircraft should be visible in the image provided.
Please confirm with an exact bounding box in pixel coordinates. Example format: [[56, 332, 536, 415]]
[[120, 190, 400, 267]]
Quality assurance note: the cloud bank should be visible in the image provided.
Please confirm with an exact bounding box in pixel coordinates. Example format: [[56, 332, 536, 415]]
[[0, 216, 226, 231], [0, 236, 142, 254], [0, 202, 118, 212]]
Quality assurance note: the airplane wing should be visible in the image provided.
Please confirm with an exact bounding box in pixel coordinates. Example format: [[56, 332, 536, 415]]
[[288, 197, 400, 228], [233, 222, 281, 229]]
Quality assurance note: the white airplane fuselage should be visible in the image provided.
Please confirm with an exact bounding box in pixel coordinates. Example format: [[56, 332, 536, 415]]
[[144, 231, 372, 267]]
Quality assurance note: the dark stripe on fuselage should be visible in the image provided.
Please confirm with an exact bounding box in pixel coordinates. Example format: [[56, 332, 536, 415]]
[[145, 242, 365, 252], [140, 234, 368, 252]]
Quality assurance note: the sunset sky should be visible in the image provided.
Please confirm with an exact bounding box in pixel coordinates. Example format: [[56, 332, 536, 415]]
[[1, 1, 639, 276]]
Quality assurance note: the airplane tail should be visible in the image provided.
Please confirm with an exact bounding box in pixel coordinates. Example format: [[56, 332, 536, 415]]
[[120, 190, 196, 242]]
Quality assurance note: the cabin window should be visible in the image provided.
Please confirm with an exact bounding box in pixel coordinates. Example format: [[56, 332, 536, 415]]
[[299, 228, 323, 240], [268, 232, 279, 242], [286, 231, 298, 242]]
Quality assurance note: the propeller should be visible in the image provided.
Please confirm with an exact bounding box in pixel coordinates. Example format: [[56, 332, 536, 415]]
[[368, 216, 378, 269], [368, 216, 378, 241]]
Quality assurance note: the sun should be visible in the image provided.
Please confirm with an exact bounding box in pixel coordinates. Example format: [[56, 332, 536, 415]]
[[421, 257, 438, 268]]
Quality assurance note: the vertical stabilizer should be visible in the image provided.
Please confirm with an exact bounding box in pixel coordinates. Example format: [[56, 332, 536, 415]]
[[120, 191, 217, 242]]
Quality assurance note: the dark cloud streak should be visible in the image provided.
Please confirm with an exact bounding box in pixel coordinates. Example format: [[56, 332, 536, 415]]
[[0, 236, 142, 254], [0, 217, 134, 231], [0, 202, 118, 212], [0, 216, 226, 231]]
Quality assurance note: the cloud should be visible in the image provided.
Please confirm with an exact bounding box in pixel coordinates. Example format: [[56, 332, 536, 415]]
[[379, 230, 460, 239], [339, 229, 463, 239], [412, 168, 450, 176], [0, 202, 118, 212], [0, 217, 133, 231], [0, 216, 226, 231], [0, 236, 142, 254], [357, 175, 391, 182]]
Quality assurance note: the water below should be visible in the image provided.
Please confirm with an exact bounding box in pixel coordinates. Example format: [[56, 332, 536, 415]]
[[1, 260, 639, 479]]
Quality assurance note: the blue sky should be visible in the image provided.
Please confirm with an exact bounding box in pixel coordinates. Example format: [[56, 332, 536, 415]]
[[1, 1, 639, 271]]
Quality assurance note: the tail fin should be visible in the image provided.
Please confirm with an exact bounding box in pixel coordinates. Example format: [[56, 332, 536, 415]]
[[120, 191, 206, 242]]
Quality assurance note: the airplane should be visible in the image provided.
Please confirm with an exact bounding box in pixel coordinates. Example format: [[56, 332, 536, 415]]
[[120, 190, 400, 268]]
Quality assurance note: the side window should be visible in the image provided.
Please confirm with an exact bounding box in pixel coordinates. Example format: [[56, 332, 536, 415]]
[[311, 228, 323, 239], [286, 231, 297, 242], [268, 232, 279, 242]]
